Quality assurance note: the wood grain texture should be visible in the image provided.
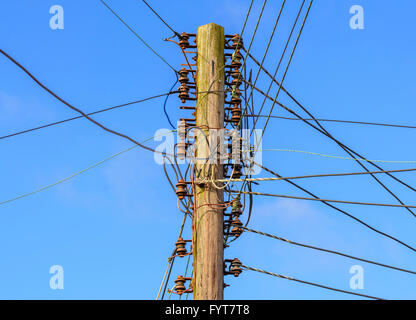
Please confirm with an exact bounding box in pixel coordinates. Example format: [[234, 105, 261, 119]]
[[193, 23, 225, 300]]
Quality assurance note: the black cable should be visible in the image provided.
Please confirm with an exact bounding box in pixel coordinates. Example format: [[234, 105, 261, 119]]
[[243, 0, 287, 117], [163, 73, 179, 129], [244, 51, 416, 201], [244, 114, 416, 129], [254, 162, 416, 254], [245, 181, 253, 227], [0, 48, 163, 155], [100, 0, 178, 73], [161, 249, 175, 300], [285, 94, 416, 219], [243, 265, 384, 300], [244, 76, 416, 219], [231, 190, 416, 209], [234, 0, 311, 208], [141, 0, 181, 38], [258, 0, 313, 140], [223, 167, 416, 181], [0, 91, 177, 140], [0, 48, 221, 157], [245, 0, 306, 137], [243, 227, 416, 275]]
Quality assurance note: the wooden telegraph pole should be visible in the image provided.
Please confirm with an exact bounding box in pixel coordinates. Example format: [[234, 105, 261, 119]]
[[193, 23, 225, 300]]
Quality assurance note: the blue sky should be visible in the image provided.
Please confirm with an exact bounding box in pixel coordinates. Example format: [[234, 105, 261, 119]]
[[0, 0, 415, 299]]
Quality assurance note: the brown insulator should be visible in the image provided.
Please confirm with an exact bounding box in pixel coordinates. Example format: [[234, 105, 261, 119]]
[[179, 32, 190, 49], [231, 195, 242, 217], [226, 50, 243, 63], [231, 164, 242, 179], [231, 106, 242, 125], [231, 34, 243, 49], [175, 237, 187, 257], [230, 56, 242, 69], [175, 180, 187, 199], [230, 88, 242, 105], [230, 258, 243, 277], [229, 70, 241, 79], [232, 49, 243, 60], [231, 77, 243, 88], [231, 218, 243, 237], [178, 83, 190, 103], [178, 68, 189, 84], [174, 276, 186, 294]]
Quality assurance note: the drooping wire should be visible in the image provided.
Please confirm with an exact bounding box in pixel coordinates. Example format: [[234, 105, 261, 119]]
[[243, 227, 416, 275], [100, 0, 178, 73], [232, 0, 312, 209], [0, 91, 178, 141], [254, 162, 416, 254], [0, 130, 175, 207], [0, 48, 165, 155], [0, 48, 220, 158], [163, 73, 179, 129], [243, 72, 416, 219], [243, 265, 384, 300], [159, 211, 189, 300], [244, 114, 416, 130], [220, 0, 270, 209], [230, 190, 416, 209], [243, 0, 287, 116], [244, 44, 416, 209], [244, 0, 306, 138], [212, 167, 416, 183], [141, 0, 181, 38], [159, 158, 194, 300], [257, 0, 314, 140], [253, 148, 416, 164], [215, 0, 257, 244]]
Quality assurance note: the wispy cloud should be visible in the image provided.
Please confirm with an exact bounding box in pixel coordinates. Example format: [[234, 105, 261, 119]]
[[0, 90, 59, 126], [0, 90, 21, 115], [256, 198, 318, 223]]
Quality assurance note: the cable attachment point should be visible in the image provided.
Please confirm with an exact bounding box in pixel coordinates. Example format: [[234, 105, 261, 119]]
[[178, 32, 190, 49], [179, 32, 197, 49], [231, 106, 242, 125], [231, 164, 243, 179], [230, 217, 243, 237], [229, 55, 242, 70], [178, 67, 190, 84], [224, 258, 243, 277], [230, 71, 243, 88], [177, 141, 189, 160], [178, 83, 190, 103], [230, 34, 244, 50], [172, 276, 193, 295], [175, 179, 192, 199], [231, 195, 242, 217], [174, 237, 192, 257]]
